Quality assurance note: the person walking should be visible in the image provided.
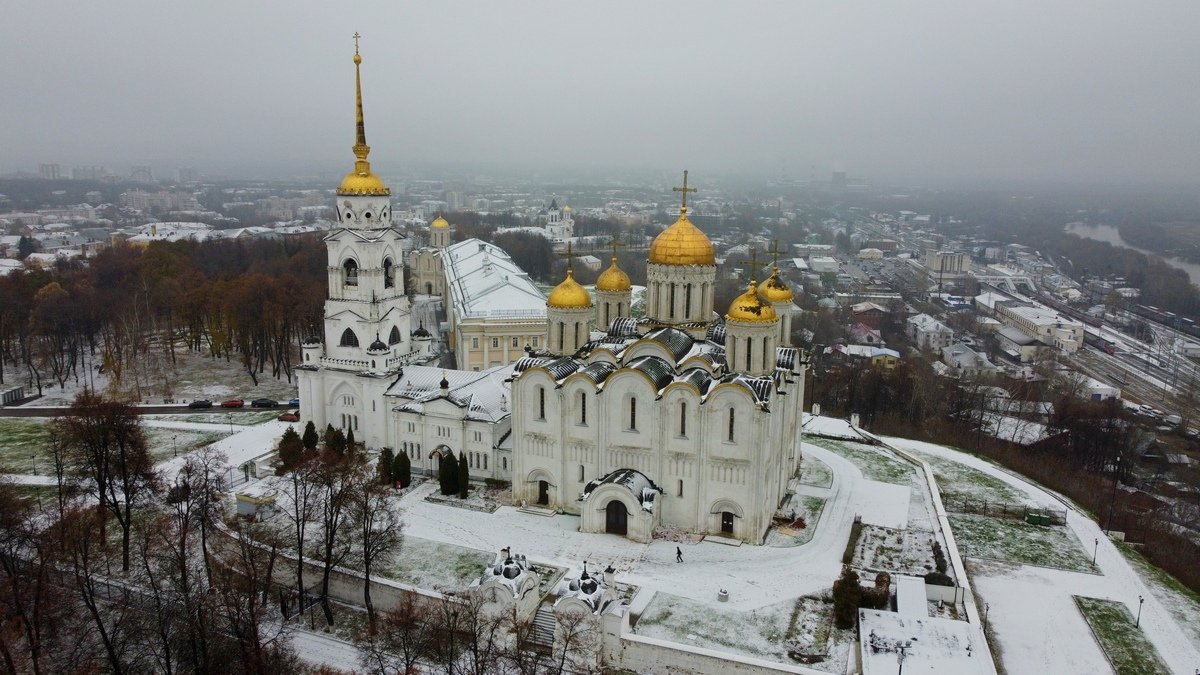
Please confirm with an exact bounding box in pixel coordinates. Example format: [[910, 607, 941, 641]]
[[676, 546, 683, 563]]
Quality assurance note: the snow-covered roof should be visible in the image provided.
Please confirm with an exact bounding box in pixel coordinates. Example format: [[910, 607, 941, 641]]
[[443, 238, 547, 321], [860, 609, 990, 675], [477, 550, 535, 598], [907, 313, 950, 333], [581, 468, 662, 512], [387, 362, 516, 423]]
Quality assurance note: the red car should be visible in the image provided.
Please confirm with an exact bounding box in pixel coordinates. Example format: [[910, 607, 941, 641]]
[[277, 411, 300, 422], [220, 399, 245, 408]]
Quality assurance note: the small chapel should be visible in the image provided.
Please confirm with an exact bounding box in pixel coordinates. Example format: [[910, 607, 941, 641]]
[[299, 41, 807, 545]]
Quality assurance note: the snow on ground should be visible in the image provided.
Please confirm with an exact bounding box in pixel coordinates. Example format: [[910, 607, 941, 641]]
[[156, 420, 292, 482], [884, 436, 1200, 675], [801, 413, 865, 441]]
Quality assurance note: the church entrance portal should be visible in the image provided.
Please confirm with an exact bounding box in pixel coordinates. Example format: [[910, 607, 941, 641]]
[[537, 480, 549, 506], [721, 511, 735, 535], [605, 501, 628, 536]]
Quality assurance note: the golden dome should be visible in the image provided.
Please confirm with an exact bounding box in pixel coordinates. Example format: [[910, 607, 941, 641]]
[[758, 269, 794, 303], [595, 257, 631, 292], [648, 212, 715, 266], [547, 268, 593, 309], [431, 215, 450, 229], [726, 281, 778, 323], [337, 170, 390, 196]]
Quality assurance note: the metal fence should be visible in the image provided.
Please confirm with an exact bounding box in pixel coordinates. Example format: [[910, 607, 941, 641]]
[[948, 498, 1068, 526]]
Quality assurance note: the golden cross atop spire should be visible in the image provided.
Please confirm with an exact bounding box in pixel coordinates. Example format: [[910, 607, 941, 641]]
[[353, 31, 361, 55], [672, 170, 697, 215], [557, 242, 581, 273], [748, 248, 759, 284]]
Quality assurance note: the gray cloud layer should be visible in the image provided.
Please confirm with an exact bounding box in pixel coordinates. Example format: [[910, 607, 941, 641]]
[[4, 1, 1199, 185]]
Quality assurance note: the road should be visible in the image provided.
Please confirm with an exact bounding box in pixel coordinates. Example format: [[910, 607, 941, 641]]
[[0, 403, 285, 418]]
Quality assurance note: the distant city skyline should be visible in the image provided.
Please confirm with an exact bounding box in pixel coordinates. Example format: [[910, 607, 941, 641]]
[[4, 2, 1200, 187]]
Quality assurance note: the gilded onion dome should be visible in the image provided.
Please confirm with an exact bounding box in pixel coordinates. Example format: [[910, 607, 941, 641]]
[[336, 43, 390, 197], [648, 211, 715, 266], [431, 215, 450, 229], [595, 256, 631, 292], [759, 268, 794, 303], [726, 280, 778, 323], [547, 266, 593, 309]]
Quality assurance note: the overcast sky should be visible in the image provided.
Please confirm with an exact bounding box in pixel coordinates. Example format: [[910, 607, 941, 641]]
[[3, 1, 1199, 186]]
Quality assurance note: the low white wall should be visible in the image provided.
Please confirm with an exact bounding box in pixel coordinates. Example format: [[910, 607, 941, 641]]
[[611, 633, 828, 675]]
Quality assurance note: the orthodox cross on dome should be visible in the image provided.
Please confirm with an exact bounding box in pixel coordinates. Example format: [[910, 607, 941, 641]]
[[353, 31, 361, 54], [557, 241, 582, 273], [769, 239, 784, 271], [608, 233, 626, 260], [748, 248, 759, 284], [672, 170, 697, 215]]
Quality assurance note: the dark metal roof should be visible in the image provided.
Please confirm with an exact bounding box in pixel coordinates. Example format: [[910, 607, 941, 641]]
[[542, 357, 581, 380], [513, 356, 549, 373], [626, 355, 675, 391], [641, 327, 695, 362], [675, 367, 713, 394], [577, 361, 617, 385], [776, 347, 798, 371], [609, 316, 640, 337], [705, 321, 727, 345]]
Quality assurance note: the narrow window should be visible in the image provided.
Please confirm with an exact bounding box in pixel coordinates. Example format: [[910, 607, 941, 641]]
[[763, 336, 770, 370], [538, 387, 546, 420], [629, 397, 637, 430], [746, 339, 753, 372], [558, 323, 564, 351], [679, 401, 687, 436], [728, 408, 735, 442], [483, 455, 488, 470], [343, 259, 359, 286], [472, 337, 479, 349], [503, 457, 508, 470], [678, 479, 684, 497], [669, 284, 676, 318], [532, 336, 539, 347], [579, 465, 585, 481], [685, 283, 692, 317], [383, 257, 394, 288], [580, 392, 587, 425], [574, 322, 580, 349], [492, 337, 499, 348], [512, 336, 519, 348]]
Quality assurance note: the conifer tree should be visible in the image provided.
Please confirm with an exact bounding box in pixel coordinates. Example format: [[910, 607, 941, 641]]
[[276, 425, 304, 474], [346, 427, 356, 449], [439, 452, 459, 496], [302, 421, 319, 451], [394, 452, 411, 488], [457, 451, 469, 499], [377, 447, 394, 484]]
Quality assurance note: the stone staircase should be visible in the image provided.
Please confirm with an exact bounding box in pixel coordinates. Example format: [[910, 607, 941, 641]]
[[531, 604, 556, 650]]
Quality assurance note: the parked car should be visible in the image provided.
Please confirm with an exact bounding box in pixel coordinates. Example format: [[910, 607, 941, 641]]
[[288, 398, 300, 407], [251, 398, 277, 408], [277, 411, 300, 422], [220, 399, 245, 408], [188, 399, 213, 409]]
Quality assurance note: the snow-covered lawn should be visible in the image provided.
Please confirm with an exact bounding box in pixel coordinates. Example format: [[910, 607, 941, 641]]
[[797, 453, 833, 489], [635, 592, 852, 671], [143, 427, 225, 463], [384, 536, 492, 592], [0, 419, 53, 474], [1073, 596, 1170, 675], [904, 447, 1031, 507], [948, 514, 1097, 574], [149, 410, 283, 426], [808, 439, 915, 486]]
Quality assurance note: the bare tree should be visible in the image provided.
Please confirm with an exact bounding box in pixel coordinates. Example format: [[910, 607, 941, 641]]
[[354, 593, 435, 675], [349, 469, 403, 625]]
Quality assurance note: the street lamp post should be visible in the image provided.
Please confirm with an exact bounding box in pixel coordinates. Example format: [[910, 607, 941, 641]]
[[172, 434, 178, 458], [1105, 455, 1121, 533], [1093, 537, 1099, 565], [227, 413, 234, 434], [897, 641, 909, 675], [1136, 595, 1144, 627]]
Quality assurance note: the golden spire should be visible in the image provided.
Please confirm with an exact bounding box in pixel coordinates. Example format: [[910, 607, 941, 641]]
[[648, 169, 714, 265], [338, 32, 389, 196]]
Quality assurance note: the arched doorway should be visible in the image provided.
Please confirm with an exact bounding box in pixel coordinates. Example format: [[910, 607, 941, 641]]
[[426, 282, 433, 295], [721, 511, 735, 535], [537, 480, 549, 506], [605, 500, 628, 536]]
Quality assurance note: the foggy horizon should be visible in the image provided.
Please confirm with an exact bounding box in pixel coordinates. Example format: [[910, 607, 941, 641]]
[[4, 1, 1200, 188]]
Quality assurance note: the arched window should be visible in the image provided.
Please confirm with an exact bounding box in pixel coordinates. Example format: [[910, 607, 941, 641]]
[[383, 257, 394, 288], [339, 328, 359, 347], [558, 323, 564, 351], [389, 325, 401, 345], [728, 408, 736, 442], [538, 386, 546, 420], [669, 284, 676, 318], [343, 259, 359, 286], [685, 283, 692, 317], [679, 401, 687, 436], [579, 391, 587, 425], [745, 339, 753, 372], [629, 397, 637, 431]]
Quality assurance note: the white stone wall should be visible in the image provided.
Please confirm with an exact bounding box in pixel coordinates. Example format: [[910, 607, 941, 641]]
[[645, 262, 716, 328]]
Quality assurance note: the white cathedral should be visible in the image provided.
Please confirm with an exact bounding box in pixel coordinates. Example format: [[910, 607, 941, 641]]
[[299, 44, 807, 544]]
